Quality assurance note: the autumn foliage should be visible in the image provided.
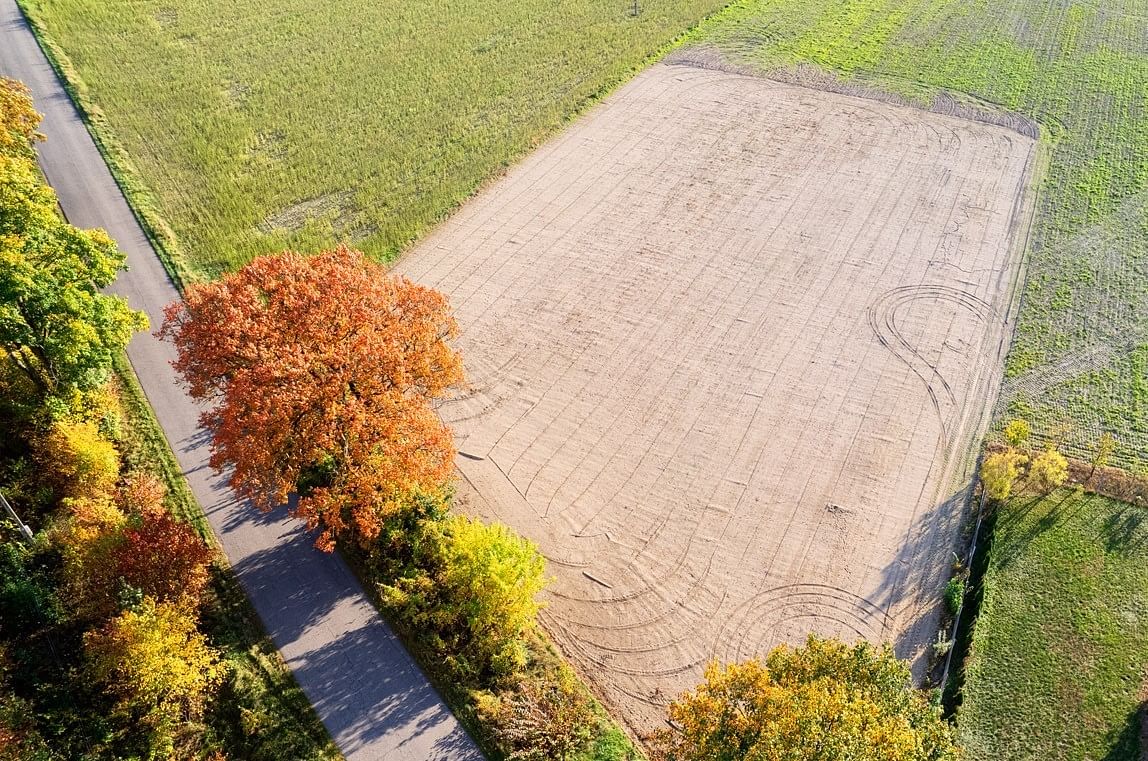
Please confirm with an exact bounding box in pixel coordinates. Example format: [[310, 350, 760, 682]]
[[0, 77, 40, 159], [36, 419, 121, 500], [84, 598, 226, 753], [161, 246, 464, 550], [113, 506, 213, 608], [650, 636, 960, 761], [55, 475, 212, 620]]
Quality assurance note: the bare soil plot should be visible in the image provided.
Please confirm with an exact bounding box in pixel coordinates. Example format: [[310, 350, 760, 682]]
[[393, 63, 1035, 731]]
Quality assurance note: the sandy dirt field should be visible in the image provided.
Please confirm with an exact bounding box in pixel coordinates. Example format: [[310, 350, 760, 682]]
[[393, 63, 1035, 731]]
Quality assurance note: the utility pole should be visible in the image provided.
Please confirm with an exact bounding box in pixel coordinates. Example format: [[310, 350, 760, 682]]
[[630, 0, 640, 17], [0, 490, 33, 543]]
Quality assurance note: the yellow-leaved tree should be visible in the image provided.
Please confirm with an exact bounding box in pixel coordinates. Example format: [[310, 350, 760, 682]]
[[979, 450, 1028, 502], [84, 598, 225, 755], [36, 419, 120, 499], [650, 635, 960, 761], [1028, 447, 1068, 494], [381, 513, 549, 680]]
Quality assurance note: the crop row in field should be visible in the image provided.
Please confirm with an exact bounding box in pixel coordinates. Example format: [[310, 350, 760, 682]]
[[19, 0, 726, 279], [688, 0, 1148, 470]]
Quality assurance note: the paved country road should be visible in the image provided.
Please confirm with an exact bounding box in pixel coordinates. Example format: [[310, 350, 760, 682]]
[[0, 3, 483, 758]]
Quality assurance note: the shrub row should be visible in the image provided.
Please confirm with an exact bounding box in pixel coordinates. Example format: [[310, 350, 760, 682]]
[[353, 492, 639, 760]]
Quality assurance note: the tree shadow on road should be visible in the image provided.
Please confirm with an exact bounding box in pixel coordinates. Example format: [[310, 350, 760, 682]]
[[227, 527, 352, 646], [289, 624, 482, 760]]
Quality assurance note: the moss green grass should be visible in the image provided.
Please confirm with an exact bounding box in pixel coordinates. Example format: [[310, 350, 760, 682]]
[[18, 0, 726, 281], [958, 488, 1148, 760]]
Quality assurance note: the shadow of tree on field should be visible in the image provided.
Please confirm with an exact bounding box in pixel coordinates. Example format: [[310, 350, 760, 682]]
[[990, 489, 1086, 571], [1099, 702, 1143, 761], [870, 479, 974, 672], [1100, 504, 1148, 555]]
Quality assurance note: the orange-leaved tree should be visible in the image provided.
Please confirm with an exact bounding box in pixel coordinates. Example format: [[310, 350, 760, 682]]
[[160, 246, 464, 550]]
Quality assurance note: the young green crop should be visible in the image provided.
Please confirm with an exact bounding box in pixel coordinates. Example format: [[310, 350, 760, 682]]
[[19, 0, 727, 281]]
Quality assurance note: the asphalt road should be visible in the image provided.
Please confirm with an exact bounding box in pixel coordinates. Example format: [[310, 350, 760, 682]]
[[0, 3, 482, 758]]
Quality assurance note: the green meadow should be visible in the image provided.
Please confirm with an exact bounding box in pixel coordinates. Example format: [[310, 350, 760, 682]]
[[958, 488, 1148, 760], [19, 0, 725, 281]]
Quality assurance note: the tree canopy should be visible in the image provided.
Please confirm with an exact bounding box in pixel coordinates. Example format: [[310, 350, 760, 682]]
[[650, 636, 960, 761], [0, 78, 146, 397], [84, 598, 224, 753], [0, 77, 41, 160], [161, 245, 464, 550]]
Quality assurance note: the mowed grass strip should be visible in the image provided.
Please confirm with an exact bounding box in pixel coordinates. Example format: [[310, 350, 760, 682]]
[[19, 0, 725, 280], [958, 488, 1148, 760], [690, 0, 1148, 469]]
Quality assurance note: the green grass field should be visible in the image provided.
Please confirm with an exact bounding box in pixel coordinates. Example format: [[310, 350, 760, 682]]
[[685, 0, 1148, 469], [957, 488, 1148, 760], [19, 0, 724, 281]]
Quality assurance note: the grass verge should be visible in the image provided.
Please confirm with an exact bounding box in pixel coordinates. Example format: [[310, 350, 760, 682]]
[[16, 1, 190, 289], [956, 487, 1148, 760], [113, 354, 341, 760]]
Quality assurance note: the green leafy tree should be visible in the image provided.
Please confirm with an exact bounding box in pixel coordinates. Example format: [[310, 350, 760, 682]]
[[650, 636, 960, 761], [0, 645, 54, 761], [0, 80, 146, 397], [981, 450, 1028, 502], [1028, 447, 1068, 494]]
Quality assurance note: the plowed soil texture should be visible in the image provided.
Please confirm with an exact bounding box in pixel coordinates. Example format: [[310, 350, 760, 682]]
[[394, 63, 1037, 731]]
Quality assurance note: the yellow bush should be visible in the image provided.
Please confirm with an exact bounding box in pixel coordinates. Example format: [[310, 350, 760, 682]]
[[50, 496, 127, 620], [651, 636, 959, 761], [1029, 447, 1069, 494], [84, 598, 226, 756], [440, 516, 548, 678], [36, 419, 120, 499], [981, 450, 1029, 502], [1003, 418, 1031, 448]]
